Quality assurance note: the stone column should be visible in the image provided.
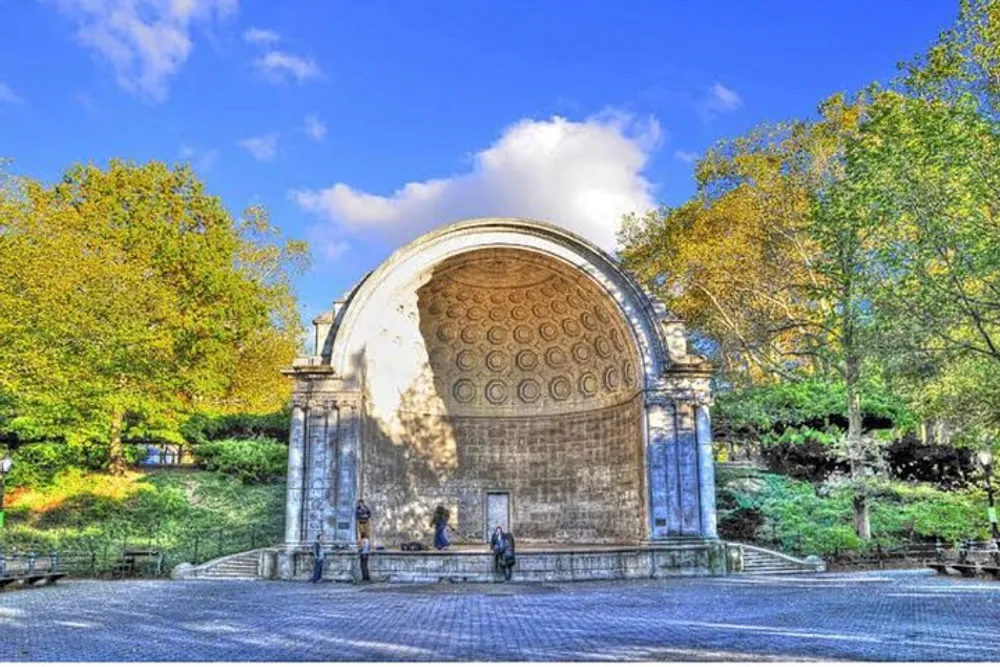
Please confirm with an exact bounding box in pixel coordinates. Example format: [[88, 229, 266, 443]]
[[283, 405, 307, 545], [696, 404, 718, 538], [303, 402, 333, 542], [675, 401, 702, 535], [323, 405, 341, 540], [645, 395, 679, 539], [333, 401, 360, 543]]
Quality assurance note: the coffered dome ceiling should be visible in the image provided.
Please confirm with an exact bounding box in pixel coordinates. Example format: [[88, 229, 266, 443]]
[[416, 248, 641, 416]]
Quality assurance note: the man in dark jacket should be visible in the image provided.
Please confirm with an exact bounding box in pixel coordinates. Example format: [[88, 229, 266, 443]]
[[490, 525, 505, 573], [500, 530, 516, 582], [355, 499, 372, 539], [310, 533, 325, 583]]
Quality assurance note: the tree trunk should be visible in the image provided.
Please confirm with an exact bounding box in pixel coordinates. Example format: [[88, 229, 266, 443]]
[[844, 350, 871, 540], [108, 407, 127, 476]]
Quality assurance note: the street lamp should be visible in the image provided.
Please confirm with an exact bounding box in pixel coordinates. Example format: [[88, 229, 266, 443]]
[[978, 448, 999, 542], [0, 454, 12, 531]]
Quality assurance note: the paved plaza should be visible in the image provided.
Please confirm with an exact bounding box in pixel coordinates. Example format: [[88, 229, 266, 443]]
[[0, 570, 998, 661]]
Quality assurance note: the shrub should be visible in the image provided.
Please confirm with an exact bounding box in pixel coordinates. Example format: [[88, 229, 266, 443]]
[[181, 411, 290, 444], [716, 466, 991, 557], [193, 438, 287, 483], [5, 441, 91, 488]]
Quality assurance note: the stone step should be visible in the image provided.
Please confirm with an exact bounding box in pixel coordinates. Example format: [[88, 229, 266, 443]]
[[208, 561, 258, 569], [205, 565, 258, 574]]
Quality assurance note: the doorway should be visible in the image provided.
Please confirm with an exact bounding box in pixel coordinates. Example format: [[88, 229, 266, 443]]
[[485, 491, 510, 542]]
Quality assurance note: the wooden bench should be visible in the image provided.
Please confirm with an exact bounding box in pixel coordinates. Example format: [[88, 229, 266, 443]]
[[112, 549, 163, 578], [951, 563, 980, 578], [927, 562, 950, 575], [0, 552, 68, 591]]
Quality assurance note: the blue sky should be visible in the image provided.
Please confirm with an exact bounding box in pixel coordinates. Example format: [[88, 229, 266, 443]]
[[0, 1, 957, 323]]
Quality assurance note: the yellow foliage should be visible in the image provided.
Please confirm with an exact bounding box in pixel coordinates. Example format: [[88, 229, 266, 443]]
[[621, 95, 863, 385], [7, 469, 151, 512]]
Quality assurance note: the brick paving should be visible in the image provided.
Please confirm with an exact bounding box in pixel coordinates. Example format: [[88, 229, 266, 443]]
[[0, 570, 998, 661]]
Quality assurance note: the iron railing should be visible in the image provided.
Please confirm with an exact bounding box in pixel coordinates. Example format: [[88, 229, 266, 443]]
[[0, 522, 281, 579]]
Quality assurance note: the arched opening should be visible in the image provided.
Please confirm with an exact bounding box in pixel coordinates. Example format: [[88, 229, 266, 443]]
[[358, 247, 647, 545]]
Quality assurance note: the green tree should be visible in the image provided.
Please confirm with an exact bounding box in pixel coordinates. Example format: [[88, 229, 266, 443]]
[[0, 160, 307, 474], [826, 88, 1000, 444]]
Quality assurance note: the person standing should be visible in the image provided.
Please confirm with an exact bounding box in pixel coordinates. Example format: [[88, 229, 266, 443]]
[[355, 498, 372, 539], [500, 529, 516, 582], [310, 532, 325, 584], [490, 525, 505, 574], [358, 535, 371, 583], [431, 505, 451, 550]]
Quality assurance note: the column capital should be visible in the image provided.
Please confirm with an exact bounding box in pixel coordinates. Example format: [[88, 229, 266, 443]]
[[644, 390, 677, 409], [292, 391, 360, 412]]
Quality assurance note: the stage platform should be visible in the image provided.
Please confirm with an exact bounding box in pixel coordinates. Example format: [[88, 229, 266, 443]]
[[267, 539, 734, 583]]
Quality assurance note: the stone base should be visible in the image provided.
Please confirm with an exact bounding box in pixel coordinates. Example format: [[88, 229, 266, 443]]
[[271, 540, 728, 583]]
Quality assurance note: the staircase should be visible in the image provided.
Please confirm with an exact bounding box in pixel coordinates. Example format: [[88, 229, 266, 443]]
[[737, 544, 825, 575], [180, 549, 262, 579]]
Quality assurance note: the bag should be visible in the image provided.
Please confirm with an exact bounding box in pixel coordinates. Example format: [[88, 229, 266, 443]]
[[502, 545, 515, 566], [401, 541, 425, 551]]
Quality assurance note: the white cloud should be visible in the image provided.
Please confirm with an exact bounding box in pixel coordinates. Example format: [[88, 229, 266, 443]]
[[699, 82, 742, 118], [237, 133, 279, 161], [54, 0, 237, 103], [178, 144, 219, 172], [292, 113, 660, 253], [303, 114, 326, 141], [243, 26, 279, 45], [0, 82, 22, 104], [673, 150, 699, 163], [253, 50, 320, 83], [321, 240, 350, 260]]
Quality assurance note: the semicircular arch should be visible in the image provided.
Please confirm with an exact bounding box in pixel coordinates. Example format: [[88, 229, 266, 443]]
[[326, 218, 672, 392]]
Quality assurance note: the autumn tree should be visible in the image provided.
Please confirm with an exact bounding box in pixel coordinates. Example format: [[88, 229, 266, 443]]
[[0, 160, 307, 474], [619, 94, 894, 538], [619, 95, 862, 386]]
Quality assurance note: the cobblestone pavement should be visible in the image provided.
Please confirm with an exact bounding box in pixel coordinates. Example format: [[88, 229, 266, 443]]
[[1, 570, 999, 661]]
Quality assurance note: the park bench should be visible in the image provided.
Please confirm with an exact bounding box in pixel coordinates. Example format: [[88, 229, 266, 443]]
[[927, 561, 949, 575], [926, 539, 1000, 579], [112, 549, 163, 578], [0, 552, 68, 591]]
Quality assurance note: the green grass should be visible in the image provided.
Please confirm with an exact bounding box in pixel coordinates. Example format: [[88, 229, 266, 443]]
[[1, 468, 284, 573], [716, 467, 992, 557]]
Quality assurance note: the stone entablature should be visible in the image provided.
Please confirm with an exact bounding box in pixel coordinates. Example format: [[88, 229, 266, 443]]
[[281, 218, 717, 560]]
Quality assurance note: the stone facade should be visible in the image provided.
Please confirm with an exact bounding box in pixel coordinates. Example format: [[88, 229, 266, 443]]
[[362, 394, 646, 546], [280, 218, 716, 573]]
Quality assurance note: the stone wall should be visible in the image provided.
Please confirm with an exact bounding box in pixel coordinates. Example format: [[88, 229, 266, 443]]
[[360, 393, 645, 547], [273, 541, 726, 583]]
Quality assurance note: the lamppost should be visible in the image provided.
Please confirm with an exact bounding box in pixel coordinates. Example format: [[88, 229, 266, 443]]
[[0, 453, 12, 532], [978, 448, 999, 543]]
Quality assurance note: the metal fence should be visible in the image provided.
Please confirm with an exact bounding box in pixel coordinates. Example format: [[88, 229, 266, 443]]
[[0, 523, 280, 579]]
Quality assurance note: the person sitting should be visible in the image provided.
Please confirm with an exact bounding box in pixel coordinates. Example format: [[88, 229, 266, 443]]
[[431, 505, 451, 550], [355, 498, 372, 539]]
